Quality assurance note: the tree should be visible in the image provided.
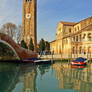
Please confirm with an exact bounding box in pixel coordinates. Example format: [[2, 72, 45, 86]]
[[45, 41, 50, 51], [21, 40, 28, 49], [39, 38, 45, 52], [1, 22, 17, 39], [29, 38, 34, 51], [15, 25, 22, 44], [0, 23, 22, 44]]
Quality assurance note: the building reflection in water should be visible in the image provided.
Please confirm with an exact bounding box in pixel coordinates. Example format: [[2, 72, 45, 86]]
[[1, 62, 92, 92], [21, 65, 37, 92], [0, 63, 37, 92], [53, 62, 92, 92], [22, 64, 51, 92], [0, 63, 50, 92]]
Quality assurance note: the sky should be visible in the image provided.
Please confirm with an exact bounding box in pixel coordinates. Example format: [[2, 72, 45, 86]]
[[0, 0, 92, 42]]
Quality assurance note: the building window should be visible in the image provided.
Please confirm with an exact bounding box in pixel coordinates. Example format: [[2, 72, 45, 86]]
[[78, 26, 79, 31], [84, 47, 86, 54], [88, 47, 91, 54], [69, 28, 71, 33], [73, 37, 75, 42], [83, 34, 86, 39], [76, 46, 78, 54], [76, 36, 78, 42], [75, 28, 76, 32], [79, 47, 82, 54], [26, 0, 32, 2], [88, 33, 91, 41], [79, 34, 82, 41], [72, 47, 75, 54]]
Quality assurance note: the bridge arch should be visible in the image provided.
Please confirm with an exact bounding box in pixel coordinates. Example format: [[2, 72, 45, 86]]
[[0, 39, 20, 60], [0, 33, 37, 60]]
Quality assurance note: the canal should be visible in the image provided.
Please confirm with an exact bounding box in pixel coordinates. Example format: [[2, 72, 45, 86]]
[[0, 61, 92, 92]]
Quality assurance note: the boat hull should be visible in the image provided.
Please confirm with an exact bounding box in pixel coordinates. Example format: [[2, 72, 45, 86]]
[[71, 60, 88, 66]]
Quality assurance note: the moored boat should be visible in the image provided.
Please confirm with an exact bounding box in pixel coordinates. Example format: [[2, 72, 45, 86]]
[[23, 58, 53, 64], [71, 57, 88, 66]]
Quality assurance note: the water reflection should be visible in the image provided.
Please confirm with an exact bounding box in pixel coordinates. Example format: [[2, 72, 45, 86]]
[[53, 62, 92, 92], [20, 64, 51, 92], [0, 63, 20, 92], [0, 62, 92, 92], [21, 65, 37, 92]]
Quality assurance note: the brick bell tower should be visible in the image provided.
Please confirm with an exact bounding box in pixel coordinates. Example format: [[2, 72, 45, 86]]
[[22, 0, 37, 52]]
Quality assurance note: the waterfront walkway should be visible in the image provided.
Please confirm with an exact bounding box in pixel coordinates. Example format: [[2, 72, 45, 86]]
[[38, 54, 92, 60]]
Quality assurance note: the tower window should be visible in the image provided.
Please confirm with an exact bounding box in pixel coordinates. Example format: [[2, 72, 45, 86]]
[[26, 0, 32, 2]]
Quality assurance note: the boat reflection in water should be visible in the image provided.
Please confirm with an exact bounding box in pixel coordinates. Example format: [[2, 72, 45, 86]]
[[71, 65, 85, 70], [53, 62, 92, 92], [0, 62, 92, 92]]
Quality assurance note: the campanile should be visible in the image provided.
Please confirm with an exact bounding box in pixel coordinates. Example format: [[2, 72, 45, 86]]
[[22, 0, 37, 52]]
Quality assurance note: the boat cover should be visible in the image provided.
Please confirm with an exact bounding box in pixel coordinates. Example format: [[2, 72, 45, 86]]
[[72, 57, 87, 62]]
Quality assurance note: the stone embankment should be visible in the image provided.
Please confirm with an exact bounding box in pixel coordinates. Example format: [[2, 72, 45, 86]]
[[38, 54, 63, 60]]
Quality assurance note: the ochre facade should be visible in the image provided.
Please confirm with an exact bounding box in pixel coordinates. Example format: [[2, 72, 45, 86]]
[[50, 16, 92, 58], [22, 0, 37, 52]]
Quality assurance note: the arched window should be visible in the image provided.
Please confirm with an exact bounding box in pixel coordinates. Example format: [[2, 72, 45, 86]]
[[78, 26, 79, 31], [72, 47, 75, 54], [79, 34, 82, 41], [88, 47, 91, 53], [88, 33, 91, 41], [76, 36, 78, 42], [84, 47, 86, 54], [73, 37, 75, 42], [69, 28, 71, 33], [75, 28, 76, 32], [83, 34, 86, 39], [79, 47, 82, 54]]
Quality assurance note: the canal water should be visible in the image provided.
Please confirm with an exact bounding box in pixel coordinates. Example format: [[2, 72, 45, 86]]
[[0, 61, 92, 92]]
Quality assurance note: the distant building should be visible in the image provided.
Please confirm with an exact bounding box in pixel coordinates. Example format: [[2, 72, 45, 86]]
[[22, 0, 37, 52], [50, 16, 92, 58]]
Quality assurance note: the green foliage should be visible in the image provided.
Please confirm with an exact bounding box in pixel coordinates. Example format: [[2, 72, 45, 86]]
[[29, 38, 34, 51], [39, 38, 45, 52], [38, 38, 50, 54], [45, 41, 50, 51], [21, 40, 28, 49]]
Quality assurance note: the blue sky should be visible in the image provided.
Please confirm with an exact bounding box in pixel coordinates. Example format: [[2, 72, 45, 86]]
[[0, 0, 92, 42]]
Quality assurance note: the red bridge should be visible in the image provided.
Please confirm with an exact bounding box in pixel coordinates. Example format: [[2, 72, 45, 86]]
[[0, 33, 37, 60]]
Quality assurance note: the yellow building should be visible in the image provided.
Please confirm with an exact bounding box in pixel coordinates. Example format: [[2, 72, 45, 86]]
[[50, 16, 92, 58]]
